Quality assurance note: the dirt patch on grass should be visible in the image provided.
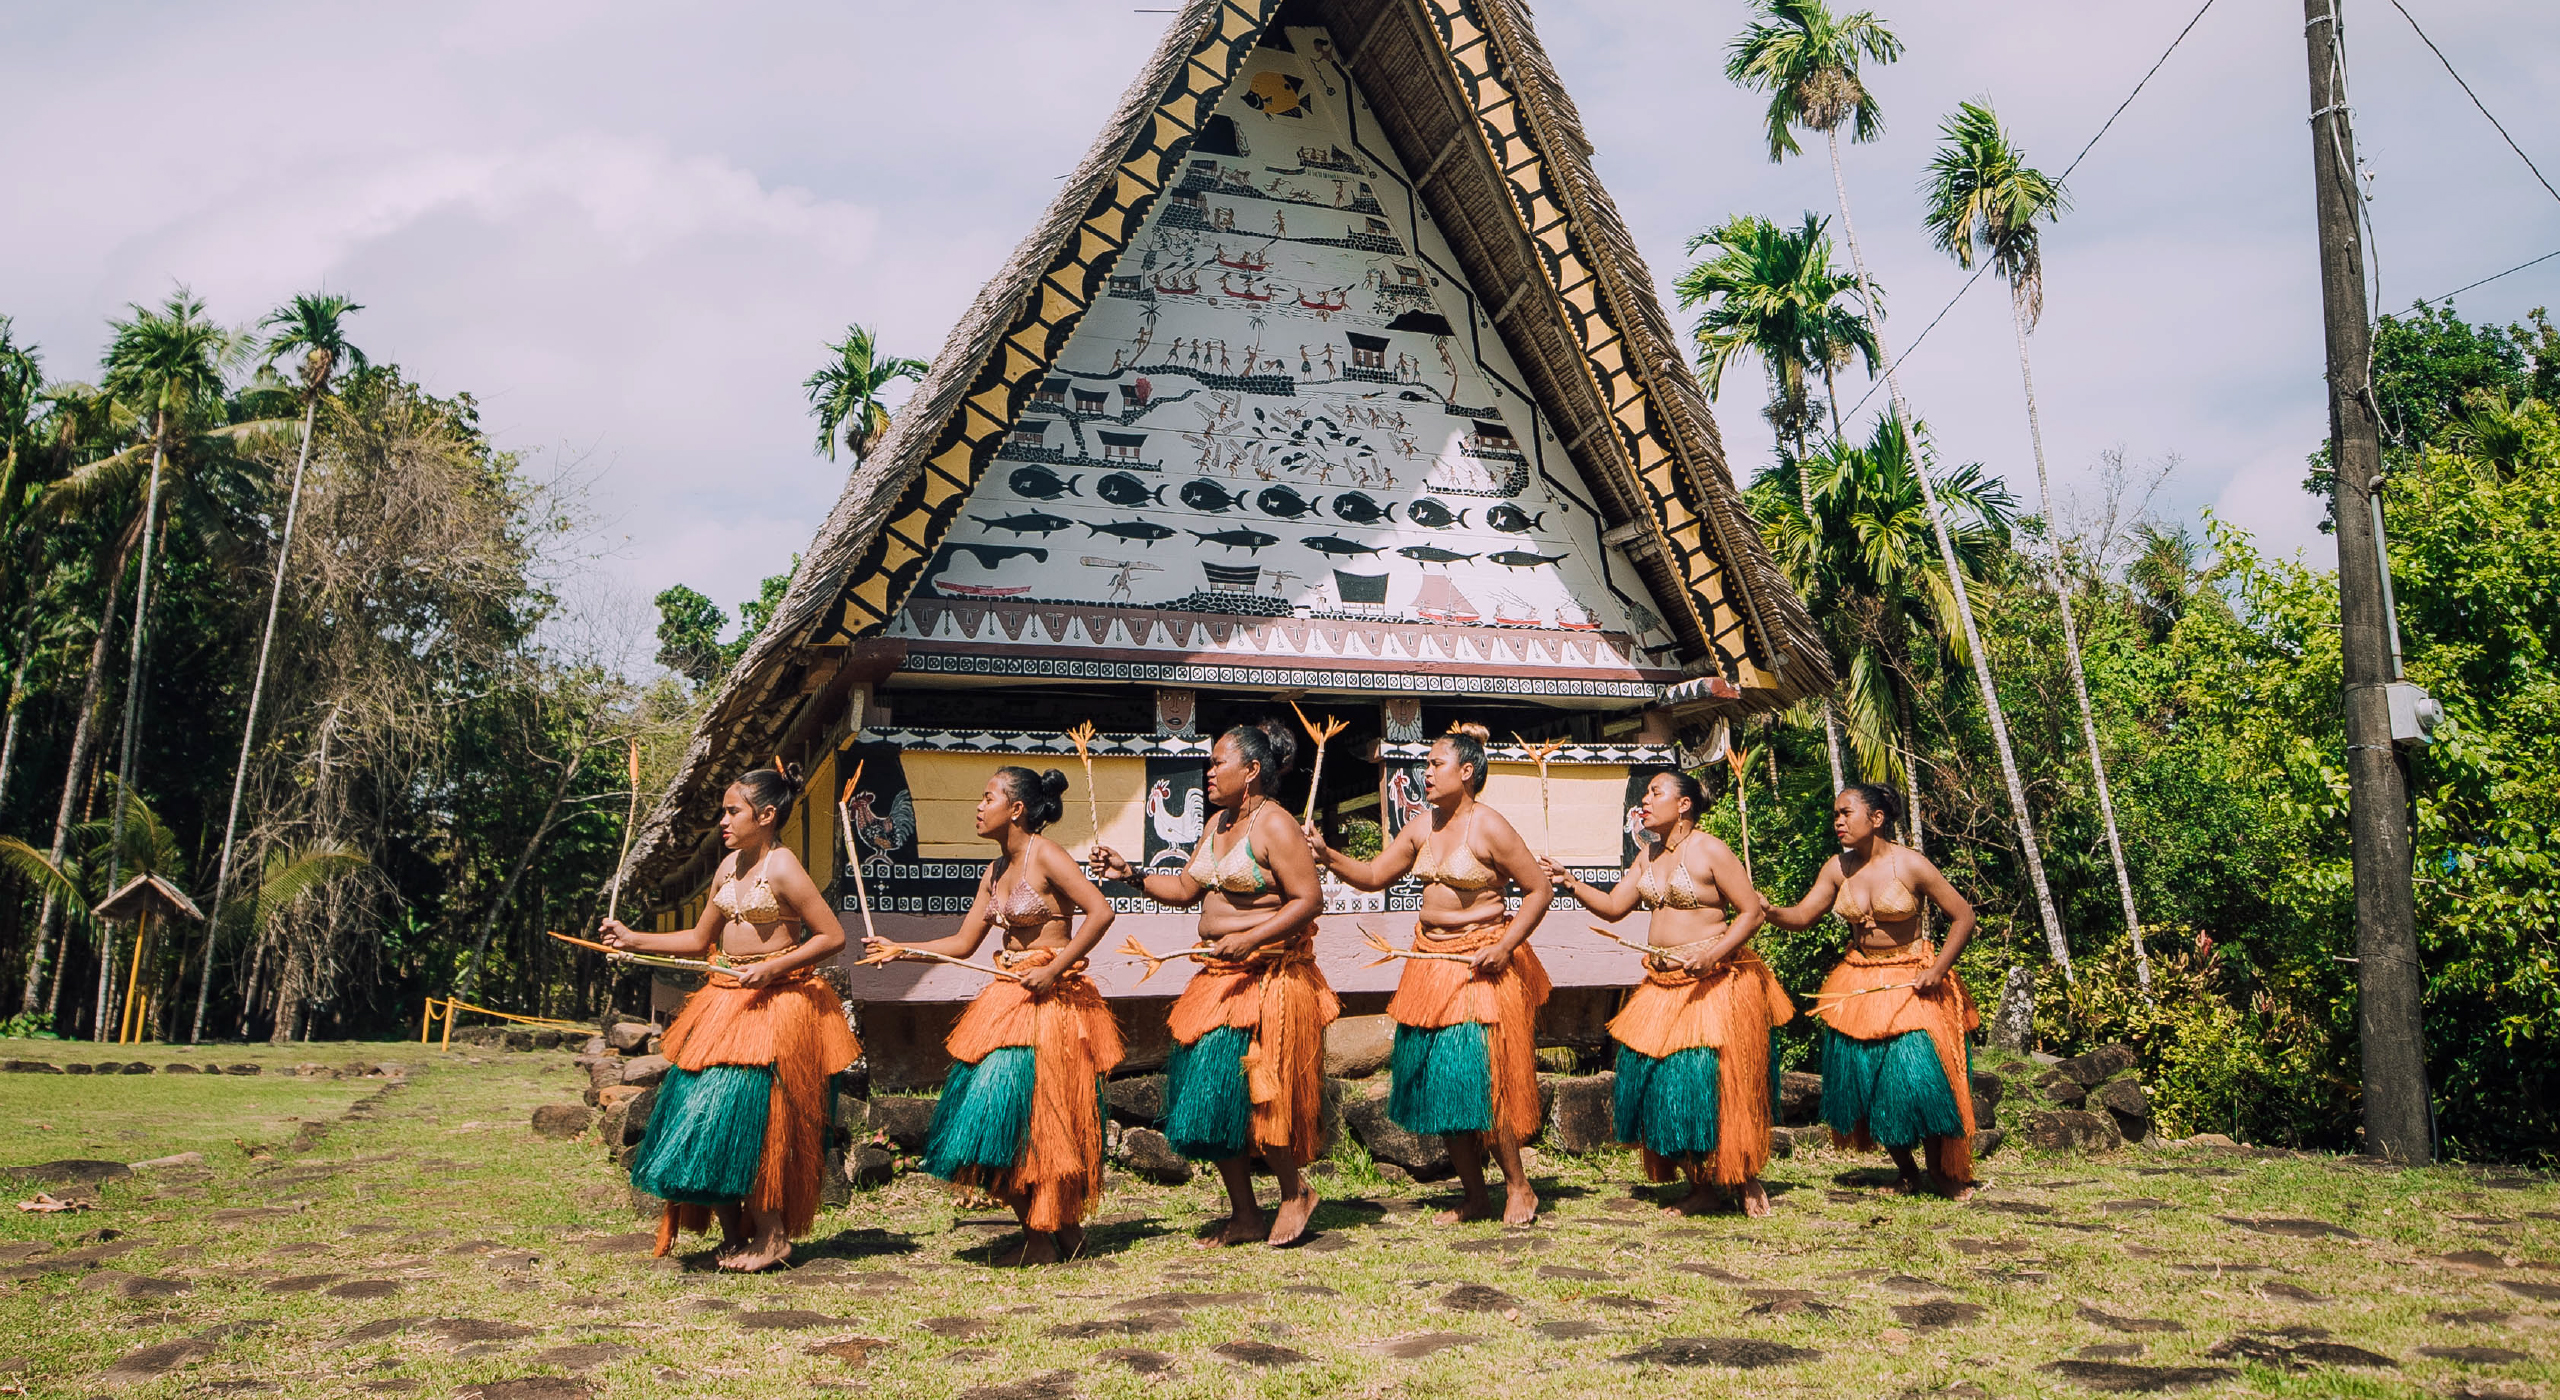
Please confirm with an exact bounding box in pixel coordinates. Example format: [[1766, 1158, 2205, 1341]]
[[1616, 1337, 1820, 1368]]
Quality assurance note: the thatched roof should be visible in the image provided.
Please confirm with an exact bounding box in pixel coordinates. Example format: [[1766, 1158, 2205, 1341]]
[[620, 0, 1831, 902]]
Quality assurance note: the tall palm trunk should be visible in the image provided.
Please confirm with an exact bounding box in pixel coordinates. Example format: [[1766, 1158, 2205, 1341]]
[[194, 393, 319, 1042], [1825, 126, 2071, 978], [98, 430, 172, 1040], [22, 544, 127, 1016], [1791, 433, 1848, 795], [2009, 298, 2147, 987], [0, 634, 30, 815]]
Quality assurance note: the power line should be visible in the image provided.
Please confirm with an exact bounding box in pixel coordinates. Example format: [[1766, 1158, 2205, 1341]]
[[2411, 245, 2560, 311], [2387, 0, 2560, 209], [1839, 0, 2221, 424]]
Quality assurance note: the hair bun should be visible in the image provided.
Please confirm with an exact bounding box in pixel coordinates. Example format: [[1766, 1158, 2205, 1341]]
[[1446, 721, 1491, 742], [779, 760, 805, 790], [1039, 768, 1070, 798], [1253, 717, 1300, 778]]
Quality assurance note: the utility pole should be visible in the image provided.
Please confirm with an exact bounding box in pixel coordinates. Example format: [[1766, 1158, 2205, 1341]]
[[2302, 0, 2430, 1162]]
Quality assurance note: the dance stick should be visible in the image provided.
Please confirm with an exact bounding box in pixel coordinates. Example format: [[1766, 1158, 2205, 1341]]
[[1724, 741, 1753, 881], [1288, 701, 1348, 826], [1064, 721, 1101, 855], [1581, 922, 1716, 960], [853, 941, 1022, 981], [1358, 925, 1476, 969], [545, 929, 721, 975], [1514, 734, 1570, 856], [839, 766, 879, 948], [1116, 933, 1221, 984], [1802, 981, 1920, 1020], [607, 735, 641, 923]]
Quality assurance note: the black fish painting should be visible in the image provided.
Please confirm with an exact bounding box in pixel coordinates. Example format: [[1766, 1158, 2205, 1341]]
[[1485, 504, 1547, 534], [1330, 491, 1395, 525], [1008, 465, 1081, 500], [1301, 535, 1383, 558], [942, 543, 1050, 570], [1396, 545, 1476, 565], [1097, 472, 1167, 508], [970, 511, 1072, 537], [1188, 526, 1278, 553], [1084, 519, 1177, 544], [1488, 549, 1567, 569], [1179, 479, 1246, 513], [1405, 498, 1468, 530], [1256, 485, 1323, 519]]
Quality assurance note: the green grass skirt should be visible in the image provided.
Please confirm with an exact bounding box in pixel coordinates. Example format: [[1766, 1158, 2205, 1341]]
[[1612, 1044, 1720, 1158], [630, 1063, 772, 1205], [1818, 1027, 1964, 1149], [1162, 1023, 1253, 1162], [922, 1046, 1037, 1179], [1389, 1021, 1492, 1136]]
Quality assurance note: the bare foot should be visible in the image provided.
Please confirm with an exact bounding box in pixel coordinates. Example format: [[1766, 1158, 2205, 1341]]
[[720, 1234, 792, 1273], [1740, 1180, 1772, 1218], [1268, 1187, 1319, 1247], [1502, 1183, 1540, 1227], [1892, 1173, 1924, 1197], [995, 1232, 1061, 1267], [1661, 1186, 1719, 1217], [1196, 1213, 1265, 1248], [1055, 1224, 1085, 1260], [1433, 1197, 1493, 1226], [1932, 1174, 1976, 1203]]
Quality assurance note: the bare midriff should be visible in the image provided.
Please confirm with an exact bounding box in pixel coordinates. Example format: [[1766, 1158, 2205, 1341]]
[[1417, 880, 1506, 930], [1197, 887, 1287, 939], [719, 919, 801, 960]]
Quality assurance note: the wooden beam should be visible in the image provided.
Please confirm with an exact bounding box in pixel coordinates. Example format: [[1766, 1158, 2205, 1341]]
[[1413, 127, 1468, 190], [1491, 281, 1532, 324], [1343, 0, 1398, 68]]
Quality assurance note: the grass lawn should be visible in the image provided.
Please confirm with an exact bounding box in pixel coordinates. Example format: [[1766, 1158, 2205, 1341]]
[[0, 1037, 2551, 1398]]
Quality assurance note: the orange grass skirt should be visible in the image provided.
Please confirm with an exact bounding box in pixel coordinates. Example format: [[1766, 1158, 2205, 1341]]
[[1815, 944, 1981, 1182], [939, 949, 1125, 1232], [1608, 949, 1795, 1186], [1383, 918, 1551, 1144], [651, 966, 860, 1256], [1162, 927, 1340, 1159]]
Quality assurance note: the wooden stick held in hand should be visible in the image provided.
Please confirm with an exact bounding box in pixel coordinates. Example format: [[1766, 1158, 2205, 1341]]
[[1514, 734, 1569, 857], [1289, 701, 1349, 827], [608, 735, 641, 923], [840, 763, 878, 948], [854, 942, 1022, 982], [1116, 933, 1219, 984], [1064, 721, 1101, 857], [546, 929, 720, 975], [1358, 925, 1475, 969]]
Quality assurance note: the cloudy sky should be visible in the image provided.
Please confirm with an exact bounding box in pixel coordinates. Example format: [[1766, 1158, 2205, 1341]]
[[5, 1, 2553, 647]]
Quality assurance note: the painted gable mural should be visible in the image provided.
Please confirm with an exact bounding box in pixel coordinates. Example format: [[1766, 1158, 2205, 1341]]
[[892, 26, 1684, 699]]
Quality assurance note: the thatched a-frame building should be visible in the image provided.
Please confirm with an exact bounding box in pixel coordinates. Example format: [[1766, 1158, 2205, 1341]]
[[621, 0, 1829, 1082]]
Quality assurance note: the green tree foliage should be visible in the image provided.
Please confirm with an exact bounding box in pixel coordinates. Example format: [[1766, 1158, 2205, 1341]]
[[652, 585, 726, 686]]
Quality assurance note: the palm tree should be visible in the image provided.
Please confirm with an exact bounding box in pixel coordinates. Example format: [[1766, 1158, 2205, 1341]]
[[1676, 211, 1878, 792], [1, 779, 185, 1035], [1761, 418, 2013, 835], [804, 324, 925, 464], [88, 289, 251, 1035], [1728, 0, 2073, 976], [189, 294, 366, 1043], [1923, 100, 2148, 989]]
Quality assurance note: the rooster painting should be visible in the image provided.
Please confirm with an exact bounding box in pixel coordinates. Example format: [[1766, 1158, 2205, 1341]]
[[845, 788, 916, 870], [1146, 777, 1206, 868], [1385, 767, 1429, 833]]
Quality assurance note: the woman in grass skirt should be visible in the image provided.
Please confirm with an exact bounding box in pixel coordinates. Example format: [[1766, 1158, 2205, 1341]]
[[1762, 783, 1981, 1199], [1548, 768, 1791, 1216], [1091, 720, 1333, 1248], [863, 766, 1122, 1266], [1310, 723, 1552, 1226], [601, 762, 858, 1272]]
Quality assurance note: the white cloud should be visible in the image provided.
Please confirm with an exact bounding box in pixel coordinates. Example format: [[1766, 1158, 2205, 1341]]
[[2, 0, 2550, 636]]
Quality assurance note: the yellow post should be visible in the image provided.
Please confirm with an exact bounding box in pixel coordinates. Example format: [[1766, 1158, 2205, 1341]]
[[419, 999, 434, 1043], [118, 909, 153, 1044], [440, 999, 454, 1052]]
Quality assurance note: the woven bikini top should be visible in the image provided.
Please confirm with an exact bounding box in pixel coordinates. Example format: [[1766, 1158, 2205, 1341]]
[[1635, 845, 1712, 910], [1186, 813, 1270, 895], [1836, 859, 1921, 925], [712, 851, 791, 926], [988, 857, 1059, 929], [1412, 810, 1500, 891]]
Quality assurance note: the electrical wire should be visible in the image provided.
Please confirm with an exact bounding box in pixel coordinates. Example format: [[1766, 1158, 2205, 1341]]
[[1838, 0, 2222, 423], [2411, 245, 2560, 311], [2387, 0, 2560, 209]]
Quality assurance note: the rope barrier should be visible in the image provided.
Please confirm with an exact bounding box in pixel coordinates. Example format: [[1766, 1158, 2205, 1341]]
[[418, 996, 589, 1052]]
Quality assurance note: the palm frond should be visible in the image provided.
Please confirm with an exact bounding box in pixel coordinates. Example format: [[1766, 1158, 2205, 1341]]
[[1841, 646, 1905, 788], [0, 836, 81, 903], [251, 841, 369, 932]]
